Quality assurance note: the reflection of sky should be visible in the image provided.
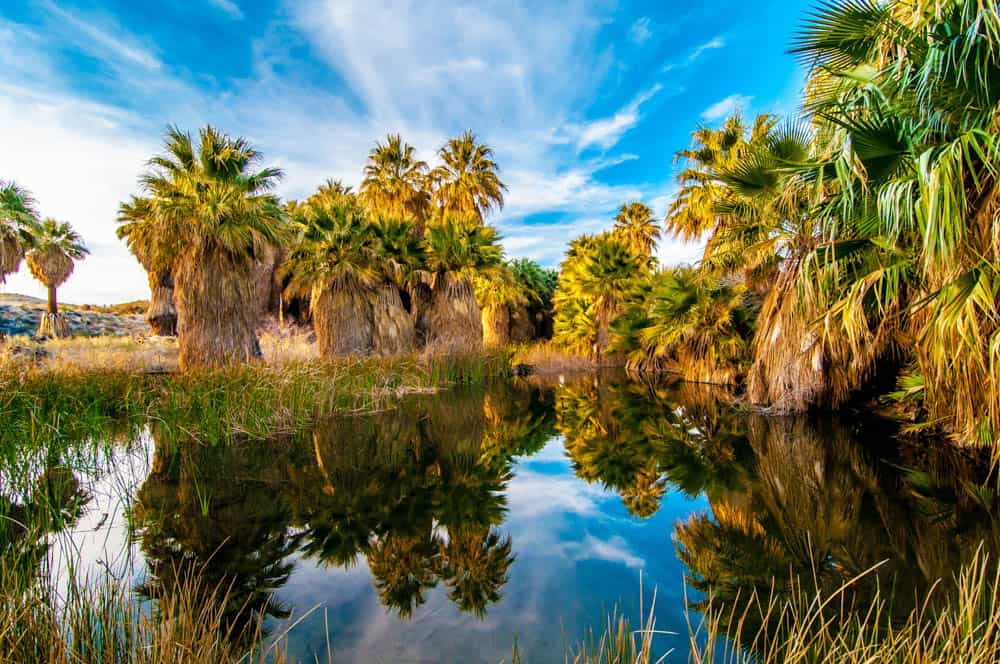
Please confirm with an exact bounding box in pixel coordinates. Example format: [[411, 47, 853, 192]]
[[51, 432, 709, 664]]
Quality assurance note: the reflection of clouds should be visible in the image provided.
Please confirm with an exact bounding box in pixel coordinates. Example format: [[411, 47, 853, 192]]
[[506, 469, 610, 519], [50, 434, 153, 589], [572, 534, 644, 569]]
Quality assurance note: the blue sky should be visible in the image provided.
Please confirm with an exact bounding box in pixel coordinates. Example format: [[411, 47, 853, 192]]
[[0, 0, 809, 303]]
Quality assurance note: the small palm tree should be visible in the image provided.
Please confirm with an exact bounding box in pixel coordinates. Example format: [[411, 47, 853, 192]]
[[122, 126, 287, 370], [0, 180, 40, 284], [284, 192, 379, 358], [610, 267, 754, 383], [431, 131, 507, 221], [422, 215, 503, 352], [26, 218, 88, 338], [554, 233, 643, 360], [360, 134, 431, 233], [613, 201, 660, 264]]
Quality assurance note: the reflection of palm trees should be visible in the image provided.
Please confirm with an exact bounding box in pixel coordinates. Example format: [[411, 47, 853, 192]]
[[134, 432, 304, 641], [671, 411, 1000, 650], [296, 382, 552, 619], [557, 377, 750, 517], [440, 527, 514, 618], [367, 532, 442, 618]]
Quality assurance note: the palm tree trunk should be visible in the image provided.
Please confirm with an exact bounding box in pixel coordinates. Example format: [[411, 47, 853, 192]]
[[146, 268, 177, 336], [425, 273, 483, 354], [373, 283, 416, 356], [312, 279, 374, 358], [174, 243, 263, 371], [47, 284, 57, 314]]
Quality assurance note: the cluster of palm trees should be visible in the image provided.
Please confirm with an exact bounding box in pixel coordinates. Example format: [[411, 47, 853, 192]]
[[552, 201, 661, 359], [116, 127, 554, 370], [554, 0, 1000, 445], [0, 182, 89, 338]]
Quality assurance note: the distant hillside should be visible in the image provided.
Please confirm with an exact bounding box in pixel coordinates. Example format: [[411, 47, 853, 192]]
[[0, 293, 149, 337], [0, 293, 45, 305]]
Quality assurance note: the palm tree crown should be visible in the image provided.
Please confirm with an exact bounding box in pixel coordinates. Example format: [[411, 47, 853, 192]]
[[134, 125, 287, 258], [613, 201, 660, 263], [0, 180, 40, 283], [360, 134, 431, 226], [26, 217, 88, 320], [431, 131, 506, 221]]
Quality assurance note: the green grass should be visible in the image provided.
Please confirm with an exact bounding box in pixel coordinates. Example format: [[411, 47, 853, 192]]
[[0, 350, 512, 452]]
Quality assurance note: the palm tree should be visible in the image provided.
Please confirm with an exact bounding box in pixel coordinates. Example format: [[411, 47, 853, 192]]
[[0, 180, 40, 284], [360, 134, 431, 233], [553, 233, 644, 360], [422, 215, 503, 352], [610, 267, 754, 383], [789, 0, 1000, 442], [613, 201, 660, 264], [666, 114, 775, 243], [430, 131, 506, 221], [26, 218, 88, 338], [122, 126, 287, 370], [284, 191, 379, 358]]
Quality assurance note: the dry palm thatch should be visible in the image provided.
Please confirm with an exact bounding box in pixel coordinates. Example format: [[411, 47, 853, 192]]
[[747, 261, 830, 411], [146, 268, 177, 336], [372, 283, 415, 355], [746, 255, 889, 412], [311, 277, 374, 357], [0, 236, 24, 282], [425, 272, 483, 353], [174, 243, 264, 369], [482, 305, 510, 347]]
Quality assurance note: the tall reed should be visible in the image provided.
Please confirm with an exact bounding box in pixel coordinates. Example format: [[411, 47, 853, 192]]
[[568, 550, 1000, 664]]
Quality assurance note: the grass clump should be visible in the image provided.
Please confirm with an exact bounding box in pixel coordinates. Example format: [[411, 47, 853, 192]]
[[0, 560, 303, 664]]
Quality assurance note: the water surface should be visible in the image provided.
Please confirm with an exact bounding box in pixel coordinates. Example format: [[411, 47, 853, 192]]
[[5, 375, 998, 662]]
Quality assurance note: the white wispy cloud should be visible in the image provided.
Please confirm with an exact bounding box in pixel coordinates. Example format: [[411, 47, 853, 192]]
[[687, 36, 725, 64], [629, 17, 652, 44], [41, 2, 161, 71], [662, 35, 726, 72], [0, 0, 686, 302], [574, 84, 663, 152], [701, 93, 752, 121], [207, 0, 244, 20]]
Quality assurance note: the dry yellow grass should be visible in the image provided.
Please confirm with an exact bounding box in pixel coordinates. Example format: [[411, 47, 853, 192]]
[[512, 342, 600, 374], [0, 327, 325, 374]]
